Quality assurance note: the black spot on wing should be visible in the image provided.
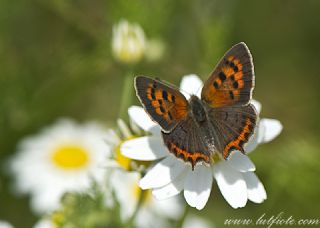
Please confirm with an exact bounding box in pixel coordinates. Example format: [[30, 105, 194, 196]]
[[229, 91, 234, 100], [219, 72, 226, 81], [233, 65, 239, 72], [162, 90, 168, 101], [151, 88, 156, 100], [171, 95, 176, 103], [233, 81, 239, 89], [213, 81, 219, 89]]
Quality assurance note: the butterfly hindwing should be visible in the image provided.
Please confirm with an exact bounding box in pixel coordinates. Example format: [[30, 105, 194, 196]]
[[209, 104, 257, 159], [134, 76, 188, 132], [201, 42, 254, 108], [162, 117, 211, 170]]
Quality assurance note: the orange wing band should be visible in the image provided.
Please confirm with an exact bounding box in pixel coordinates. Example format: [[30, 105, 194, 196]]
[[223, 117, 254, 159], [169, 143, 210, 170]]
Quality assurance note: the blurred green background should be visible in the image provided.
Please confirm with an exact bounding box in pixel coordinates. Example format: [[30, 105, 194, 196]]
[[1, 0, 319, 227]]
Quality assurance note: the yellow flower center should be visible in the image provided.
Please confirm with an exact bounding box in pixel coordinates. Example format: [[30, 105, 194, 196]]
[[115, 142, 132, 170], [51, 145, 89, 170], [51, 211, 65, 227], [133, 183, 152, 205]]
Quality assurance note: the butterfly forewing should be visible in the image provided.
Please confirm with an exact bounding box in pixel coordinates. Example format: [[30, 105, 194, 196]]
[[209, 104, 257, 159], [134, 76, 188, 132], [201, 42, 254, 108]]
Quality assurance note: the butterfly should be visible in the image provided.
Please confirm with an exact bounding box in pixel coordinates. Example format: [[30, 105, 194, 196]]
[[134, 42, 257, 170]]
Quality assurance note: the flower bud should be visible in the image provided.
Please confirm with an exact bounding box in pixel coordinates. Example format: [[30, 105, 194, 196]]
[[112, 20, 146, 64]]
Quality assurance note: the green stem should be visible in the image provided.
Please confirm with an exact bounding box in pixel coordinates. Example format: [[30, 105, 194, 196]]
[[125, 189, 146, 227], [119, 73, 134, 121], [176, 206, 190, 228]]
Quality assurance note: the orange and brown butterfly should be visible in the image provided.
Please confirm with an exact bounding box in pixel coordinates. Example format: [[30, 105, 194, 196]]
[[134, 42, 257, 170]]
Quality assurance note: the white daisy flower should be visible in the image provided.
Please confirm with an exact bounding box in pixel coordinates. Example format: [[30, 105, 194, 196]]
[[10, 119, 113, 214], [121, 74, 283, 210], [112, 19, 146, 64]]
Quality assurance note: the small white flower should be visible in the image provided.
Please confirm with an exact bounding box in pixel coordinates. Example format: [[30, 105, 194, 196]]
[[10, 119, 113, 214], [112, 19, 146, 64], [121, 75, 283, 210], [110, 169, 183, 228], [0, 221, 13, 228]]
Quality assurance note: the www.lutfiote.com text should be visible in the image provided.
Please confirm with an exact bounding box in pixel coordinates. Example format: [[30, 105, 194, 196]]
[[224, 212, 319, 227]]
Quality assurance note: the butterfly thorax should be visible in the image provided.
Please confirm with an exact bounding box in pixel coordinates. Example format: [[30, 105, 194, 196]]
[[189, 95, 208, 124]]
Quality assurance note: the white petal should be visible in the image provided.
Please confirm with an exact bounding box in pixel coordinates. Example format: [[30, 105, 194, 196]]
[[117, 119, 132, 138], [128, 106, 160, 135], [152, 173, 186, 200], [213, 161, 247, 208], [34, 219, 55, 228], [150, 195, 184, 219], [139, 156, 186, 189], [227, 151, 256, 172], [183, 165, 213, 210], [135, 209, 168, 228], [31, 186, 63, 214], [129, 116, 142, 135], [245, 118, 283, 153], [183, 216, 212, 228], [257, 118, 283, 144], [121, 136, 167, 161], [251, 99, 262, 114], [110, 170, 140, 220], [244, 127, 259, 153], [179, 74, 203, 99], [243, 172, 267, 203]]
